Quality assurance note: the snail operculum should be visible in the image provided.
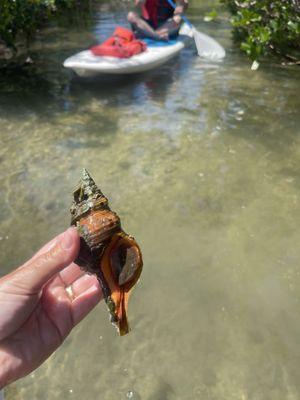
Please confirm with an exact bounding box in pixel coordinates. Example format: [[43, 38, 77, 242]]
[[70, 169, 143, 335]]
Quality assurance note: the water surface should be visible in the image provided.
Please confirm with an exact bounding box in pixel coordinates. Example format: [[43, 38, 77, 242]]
[[1, 1, 300, 399]]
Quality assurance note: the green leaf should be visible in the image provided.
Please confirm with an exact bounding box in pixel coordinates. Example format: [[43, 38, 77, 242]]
[[204, 8, 218, 22]]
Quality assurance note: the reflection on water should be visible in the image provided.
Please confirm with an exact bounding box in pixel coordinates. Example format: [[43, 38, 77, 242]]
[[1, 1, 300, 399]]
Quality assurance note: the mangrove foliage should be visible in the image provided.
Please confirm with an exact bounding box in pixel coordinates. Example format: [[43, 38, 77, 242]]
[[221, 0, 300, 63], [0, 0, 90, 52]]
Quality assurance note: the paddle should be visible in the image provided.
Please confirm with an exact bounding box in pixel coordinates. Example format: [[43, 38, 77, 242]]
[[166, 0, 225, 60]]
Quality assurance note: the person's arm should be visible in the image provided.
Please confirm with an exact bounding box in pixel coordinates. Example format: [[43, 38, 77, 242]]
[[173, 0, 188, 24], [0, 228, 102, 388], [175, 0, 188, 13]]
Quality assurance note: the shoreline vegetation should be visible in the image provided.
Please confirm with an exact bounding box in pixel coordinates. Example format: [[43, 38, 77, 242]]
[[0, 0, 94, 63], [0, 0, 299, 66], [221, 0, 300, 66]]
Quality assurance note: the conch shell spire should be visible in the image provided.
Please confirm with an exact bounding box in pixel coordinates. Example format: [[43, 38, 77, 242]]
[[70, 169, 109, 225], [70, 170, 143, 336], [78, 168, 104, 200]]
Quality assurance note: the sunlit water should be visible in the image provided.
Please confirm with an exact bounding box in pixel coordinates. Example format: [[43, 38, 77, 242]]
[[1, 1, 300, 399]]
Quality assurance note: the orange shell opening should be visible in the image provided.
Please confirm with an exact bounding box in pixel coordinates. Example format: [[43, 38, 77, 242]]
[[100, 232, 143, 335]]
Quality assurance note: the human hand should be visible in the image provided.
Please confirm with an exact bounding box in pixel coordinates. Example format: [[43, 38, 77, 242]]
[[174, 5, 184, 15], [156, 27, 169, 40], [0, 227, 102, 388], [173, 14, 182, 25]]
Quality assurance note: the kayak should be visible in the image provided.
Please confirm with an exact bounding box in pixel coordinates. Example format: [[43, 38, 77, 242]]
[[63, 24, 193, 77]]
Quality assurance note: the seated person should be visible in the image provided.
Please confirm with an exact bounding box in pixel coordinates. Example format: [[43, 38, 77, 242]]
[[127, 0, 188, 41]]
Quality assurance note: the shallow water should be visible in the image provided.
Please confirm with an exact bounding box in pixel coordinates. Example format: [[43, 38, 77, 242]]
[[1, 1, 300, 399]]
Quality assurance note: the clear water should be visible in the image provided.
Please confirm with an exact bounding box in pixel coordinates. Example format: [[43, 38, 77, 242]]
[[1, 1, 300, 399]]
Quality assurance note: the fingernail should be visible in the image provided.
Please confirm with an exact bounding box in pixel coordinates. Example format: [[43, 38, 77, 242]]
[[61, 227, 75, 250]]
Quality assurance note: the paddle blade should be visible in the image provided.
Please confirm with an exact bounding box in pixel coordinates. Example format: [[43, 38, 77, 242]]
[[192, 28, 225, 61]]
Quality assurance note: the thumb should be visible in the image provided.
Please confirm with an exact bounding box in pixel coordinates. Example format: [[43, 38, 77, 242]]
[[10, 227, 80, 294]]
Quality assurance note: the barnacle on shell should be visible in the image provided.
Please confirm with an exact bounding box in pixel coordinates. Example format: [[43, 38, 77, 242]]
[[70, 169, 143, 335]]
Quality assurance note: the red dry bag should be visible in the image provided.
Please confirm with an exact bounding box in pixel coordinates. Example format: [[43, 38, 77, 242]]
[[90, 27, 147, 58]]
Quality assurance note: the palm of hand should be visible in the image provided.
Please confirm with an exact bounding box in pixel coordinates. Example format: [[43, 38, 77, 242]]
[[0, 229, 101, 388]]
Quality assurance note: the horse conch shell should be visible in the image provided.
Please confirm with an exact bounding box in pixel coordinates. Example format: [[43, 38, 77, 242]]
[[70, 169, 143, 336]]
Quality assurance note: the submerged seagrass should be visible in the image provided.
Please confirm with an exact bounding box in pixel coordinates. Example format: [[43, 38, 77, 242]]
[[70, 169, 143, 335]]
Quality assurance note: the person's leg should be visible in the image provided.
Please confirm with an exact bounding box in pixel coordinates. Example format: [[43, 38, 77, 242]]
[[127, 12, 164, 40], [156, 18, 181, 40]]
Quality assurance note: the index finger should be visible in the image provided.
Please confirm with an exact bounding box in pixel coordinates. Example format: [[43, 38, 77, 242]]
[[9, 228, 80, 294]]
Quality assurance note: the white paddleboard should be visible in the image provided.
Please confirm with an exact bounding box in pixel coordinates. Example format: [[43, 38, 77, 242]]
[[63, 24, 192, 77]]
